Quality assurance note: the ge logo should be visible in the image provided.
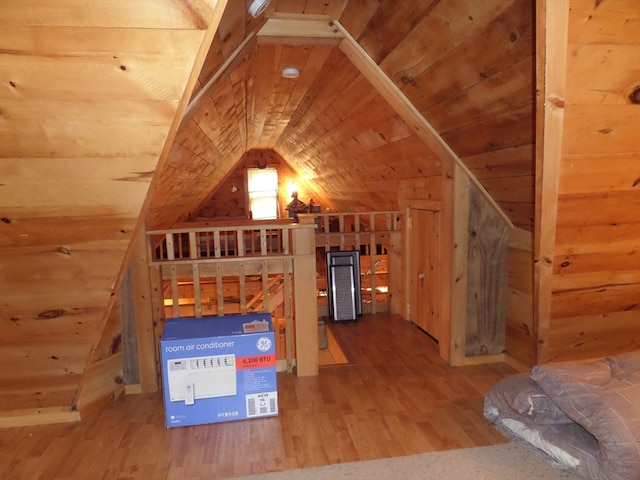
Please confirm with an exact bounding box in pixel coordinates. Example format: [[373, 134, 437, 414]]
[[256, 337, 272, 352]]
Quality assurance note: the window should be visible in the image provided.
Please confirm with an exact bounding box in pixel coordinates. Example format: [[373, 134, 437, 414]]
[[247, 168, 279, 220]]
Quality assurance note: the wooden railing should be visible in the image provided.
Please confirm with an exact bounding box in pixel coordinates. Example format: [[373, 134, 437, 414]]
[[299, 211, 402, 315], [150, 221, 294, 261], [146, 213, 402, 375], [147, 220, 317, 376]]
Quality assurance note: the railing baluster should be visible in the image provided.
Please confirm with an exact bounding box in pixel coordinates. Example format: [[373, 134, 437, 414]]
[[260, 228, 267, 256], [283, 260, 293, 371], [239, 263, 247, 315], [213, 231, 221, 258], [237, 229, 244, 257], [216, 263, 224, 317]]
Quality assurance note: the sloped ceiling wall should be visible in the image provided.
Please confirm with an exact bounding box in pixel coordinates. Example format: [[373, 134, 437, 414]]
[[148, 0, 535, 229], [0, 0, 226, 419]]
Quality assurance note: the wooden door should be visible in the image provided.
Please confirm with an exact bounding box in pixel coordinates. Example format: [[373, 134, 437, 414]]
[[408, 208, 441, 341]]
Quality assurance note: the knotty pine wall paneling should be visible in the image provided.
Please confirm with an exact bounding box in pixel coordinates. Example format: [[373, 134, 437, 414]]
[[536, 0, 640, 363], [0, 0, 227, 425]]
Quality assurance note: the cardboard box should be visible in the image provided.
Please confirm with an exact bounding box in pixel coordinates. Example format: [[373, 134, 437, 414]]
[[160, 313, 278, 428]]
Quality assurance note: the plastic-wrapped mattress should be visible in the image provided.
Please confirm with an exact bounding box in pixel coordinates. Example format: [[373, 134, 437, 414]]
[[484, 351, 640, 480]]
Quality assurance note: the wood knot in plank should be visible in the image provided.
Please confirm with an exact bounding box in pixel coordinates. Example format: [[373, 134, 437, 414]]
[[629, 86, 640, 104], [38, 309, 66, 319], [399, 73, 416, 87], [548, 96, 565, 108]]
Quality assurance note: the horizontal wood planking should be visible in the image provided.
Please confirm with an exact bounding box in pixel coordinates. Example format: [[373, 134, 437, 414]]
[[354, 0, 444, 64], [476, 175, 535, 204], [567, 0, 640, 45], [559, 153, 640, 194], [564, 44, 640, 105], [425, 56, 534, 135], [0, 0, 222, 426], [544, 0, 640, 361], [555, 191, 640, 226], [555, 223, 640, 253], [0, 209, 138, 249], [550, 283, 638, 319], [440, 103, 534, 158], [552, 250, 639, 276], [1, 158, 156, 208], [544, 310, 639, 362], [561, 105, 640, 155], [551, 270, 640, 291], [399, 1, 533, 113], [0, 405, 79, 428], [463, 145, 534, 179], [1, 242, 127, 282], [0, 0, 218, 29], [379, 0, 517, 85], [397, 176, 444, 204]]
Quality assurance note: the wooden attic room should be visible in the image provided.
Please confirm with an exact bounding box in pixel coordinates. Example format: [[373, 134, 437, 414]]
[[1, 0, 638, 443]]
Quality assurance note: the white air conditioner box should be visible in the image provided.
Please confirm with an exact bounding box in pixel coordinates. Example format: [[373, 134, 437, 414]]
[[160, 313, 278, 428]]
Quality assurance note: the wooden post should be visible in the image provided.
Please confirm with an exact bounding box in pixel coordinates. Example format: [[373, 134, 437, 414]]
[[449, 163, 468, 366], [535, 0, 568, 364], [121, 227, 159, 393], [291, 224, 318, 376]]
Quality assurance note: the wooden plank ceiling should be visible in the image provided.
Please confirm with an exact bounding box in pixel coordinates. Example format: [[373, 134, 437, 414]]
[[0, 0, 536, 420], [148, 0, 535, 229]]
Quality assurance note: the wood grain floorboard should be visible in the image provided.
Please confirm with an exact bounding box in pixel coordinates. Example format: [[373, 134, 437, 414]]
[[0, 314, 519, 480]]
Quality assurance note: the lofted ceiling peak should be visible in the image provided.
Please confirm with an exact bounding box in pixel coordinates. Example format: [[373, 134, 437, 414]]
[[149, 4, 533, 229]]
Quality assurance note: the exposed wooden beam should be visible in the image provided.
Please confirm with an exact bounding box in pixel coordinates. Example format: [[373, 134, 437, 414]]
[[335, 21, 514, 229], [259, 16, 343, 39], [257, 15, 343, 45], [534, 0, 569, 363]]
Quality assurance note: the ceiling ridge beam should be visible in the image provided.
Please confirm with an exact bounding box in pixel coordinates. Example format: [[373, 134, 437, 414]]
[[257, 15, 344, 46], [334, 21, 514, 229]]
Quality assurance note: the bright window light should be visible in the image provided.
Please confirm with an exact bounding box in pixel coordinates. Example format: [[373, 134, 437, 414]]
[[247, 168, 278, 220]]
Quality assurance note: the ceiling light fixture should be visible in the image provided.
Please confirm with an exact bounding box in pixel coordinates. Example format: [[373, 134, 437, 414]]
[[248, 0, 271, 18], [282, 67, 300, 79]]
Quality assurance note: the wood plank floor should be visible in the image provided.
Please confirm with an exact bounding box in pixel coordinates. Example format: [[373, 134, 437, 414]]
[[1, 313, 519, 480]]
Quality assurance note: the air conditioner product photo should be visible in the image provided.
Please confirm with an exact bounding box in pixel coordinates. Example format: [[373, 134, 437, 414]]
[[166, 354, 237, 403], [160, 313, 278, 428]]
